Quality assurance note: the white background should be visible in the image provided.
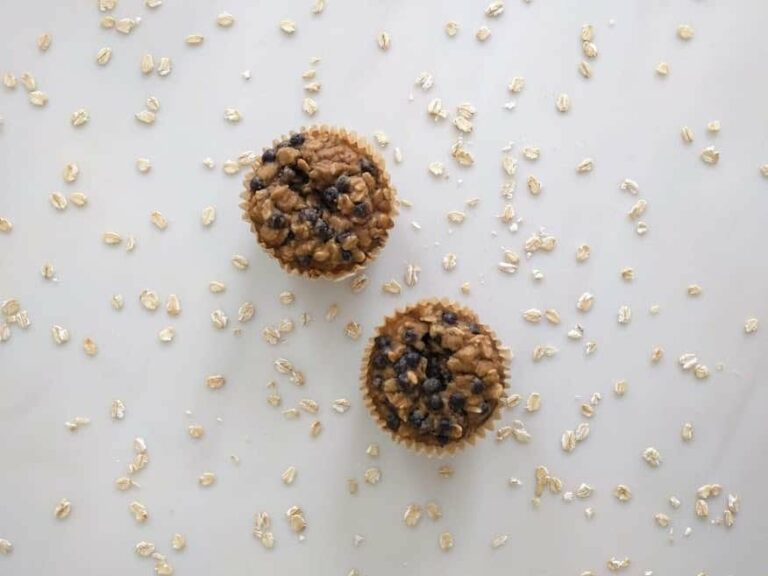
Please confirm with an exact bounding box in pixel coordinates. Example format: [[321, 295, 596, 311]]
[[1, 1, 767, 575]]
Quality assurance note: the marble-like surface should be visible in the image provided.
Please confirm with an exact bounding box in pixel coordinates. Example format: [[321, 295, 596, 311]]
[[1, 1, 767, 574]]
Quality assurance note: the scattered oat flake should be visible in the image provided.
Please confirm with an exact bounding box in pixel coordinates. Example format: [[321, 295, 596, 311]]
[[438, 532, 454, 551], [311, 0, 326, 14], [522, 309, 542, 323], [332, 398, 351, 413], [508, 76, 525, 93], [150, 211, 168, 230], [744, 318, 759, 334], [700, 146, 720, 165], [576, 292, 594, 312], [223, 108, 242, 123], [578, 60, 593, 78], [135, 109, 156, 125], [50, 192, 68, 211], [280, 19, 297, 34], [134, 158, 152, 174], [424, 501, 442, 521], [54, 498, 72, 520], [171, 533, 186, 551], [697, 484, 722, 499], [475, 26, 491, 41], [135, 541, 156, 557], [527, 175, 543, 195], [642, 447, 662, 467], [427, 98, 446, 121], [217, 12, 235, 27], [163, 294, 181, 317], [617, 305, 632, 325], [111, 294, 124, 310], [655, 513, 670, 528], [428, 162, 445, 177], [2, 73, 16, 89], [140, 53, 154, 75], [198, 472, 216, 487], [129, 501, 149, 523], [575, 244, 591, 262], [82, 338, 98, 356], [452, 115, 473, 134], [526, 393, 542, 412], [656, 61, 670, 76], [63, 163, 79, 183], [561, 430, 576, 452], [446, 211, 466, 224], [491, 534, 508, 549], [364, 467, 381, 485], [211, 309, 228, 329], [614, 484, 632, 502], [140, 290, 160, 311], [532, 344, 558, 362], [37, 32, 52, 51], [485, 1, 504, 17], [606, 557, 630, 572], [238, 302, 255, 323], [186, 34, 204, 46], [445, 21, 459, 37], [677, 24, 695, 40], [556, 93, 571, 113], [0, 538, 13, 556], [0, 217, 13, 233], [576, 158, 594, 173], [158, 326, 175, 343], [29, 90, 48, 106], [382, 280, 402, 295], [303, 97, 318, 116], [20, 72, 36, 91], [70, 108, 90, 128], [69, 192, 87, 207], [582, 41, 598, 58], [376, 32, 391, 50], [51, 325, 70, 345], [403, 504, 422, 527], [110, 399, 125, 420]]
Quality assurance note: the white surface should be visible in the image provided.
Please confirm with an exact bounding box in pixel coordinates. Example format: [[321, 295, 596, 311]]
[[1, 1, 767, 575]]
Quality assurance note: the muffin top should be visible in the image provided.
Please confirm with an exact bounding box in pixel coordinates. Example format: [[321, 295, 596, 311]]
[[245, 128, 396, 277], [365, 301, 506, 447]]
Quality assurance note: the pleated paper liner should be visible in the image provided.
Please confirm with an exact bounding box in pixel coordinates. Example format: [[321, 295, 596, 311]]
[[360, 298, 511, 457], [239, 125, 399, 281]]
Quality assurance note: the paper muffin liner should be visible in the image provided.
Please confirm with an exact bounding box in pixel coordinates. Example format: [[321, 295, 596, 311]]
[[360, 298, 511, 458], [240, 124, 399, 281]]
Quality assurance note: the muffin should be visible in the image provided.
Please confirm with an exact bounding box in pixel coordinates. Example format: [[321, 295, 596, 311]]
[[361, 299, 509, 456], [240, 126, 397, 279]]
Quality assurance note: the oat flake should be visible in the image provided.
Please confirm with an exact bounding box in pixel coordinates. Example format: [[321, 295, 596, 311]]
[[438, 532, 454, 551], [158, 326, 175, 343], [642, 447, 662, 467], [475, 26, 491, 41], [744, 318, 759, 334], [54, 498, 72, 519]]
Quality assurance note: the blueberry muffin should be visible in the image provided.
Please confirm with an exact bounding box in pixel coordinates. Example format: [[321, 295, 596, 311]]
[[240, 126, 397, 279], [361, 299, 509, 455]]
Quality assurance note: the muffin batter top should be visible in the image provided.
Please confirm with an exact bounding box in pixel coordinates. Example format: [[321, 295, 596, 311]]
[[246, 129, 396, 277]]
